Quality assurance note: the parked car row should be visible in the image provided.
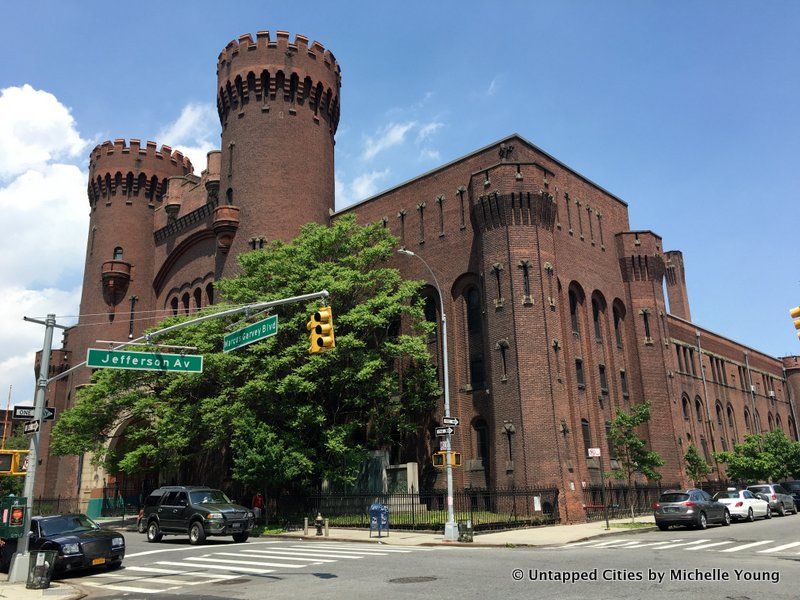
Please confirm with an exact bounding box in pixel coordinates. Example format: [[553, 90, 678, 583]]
[[654, 483, 799, 530]]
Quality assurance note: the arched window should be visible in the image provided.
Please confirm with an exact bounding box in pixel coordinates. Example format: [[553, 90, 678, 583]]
[[789, 416, 798, 440], [424, 293, 438, 342], [686, 432, 692, 443], [700, 437, 710, 462], [170, 297, 178, 316], [181, 293, 190, 315], [113, 247, 123, 260], [682, 396, 690, 420], [569, 290, 580, 334], [206, 283, 214, 305], [768, 412, 775, 431], [755, 410, 761, 433], [695, 397, 703, 422], [193, 288, 202, 311], [727, 404, 735, 428], [776, 414, 783, 432], [226, 188, 233, 205], [581, 418, 591, 454], [464, 287, 485, 388], [473, 419, 489, 468], [592, 298, 602, 340], [744, 409, 751, 433], [715, 402, 723, 426], [612, 301, 625, 348]]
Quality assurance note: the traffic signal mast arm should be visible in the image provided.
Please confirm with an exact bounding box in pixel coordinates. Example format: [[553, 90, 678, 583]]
[[45, 290, 331, 385]]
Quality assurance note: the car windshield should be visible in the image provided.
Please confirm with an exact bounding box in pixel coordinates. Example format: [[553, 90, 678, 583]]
[[749, 486, 770, 494], [660, 493, 689, 503], [713, 492, 739, 500], [189, 490, 231, 504], [39, 515, 100, 536]]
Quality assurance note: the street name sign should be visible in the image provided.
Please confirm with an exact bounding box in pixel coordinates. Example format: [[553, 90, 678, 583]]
[[12, 406, 56, 421], [587, 447, 601, 458], [435, 427, 455, 437], [223, 315, 278, 353], [442, 417, 459, 426], [86, 349, 203, 373], [23, 421, 39, 435]]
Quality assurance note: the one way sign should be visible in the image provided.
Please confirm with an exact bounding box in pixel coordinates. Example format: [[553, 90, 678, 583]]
[[12, 406, 56, 421], [435, 426, 454, 436]]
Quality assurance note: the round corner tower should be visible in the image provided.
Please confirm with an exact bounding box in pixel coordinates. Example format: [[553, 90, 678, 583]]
[[216, 30, 341, 271], [71, 139, 193, 384]]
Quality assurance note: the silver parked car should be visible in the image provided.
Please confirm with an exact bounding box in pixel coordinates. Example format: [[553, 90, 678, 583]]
[[747, 484, 798, 516], [654, 489, 731, 530]]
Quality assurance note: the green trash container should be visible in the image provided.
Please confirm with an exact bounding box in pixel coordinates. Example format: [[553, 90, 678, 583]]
[[26, 550, 57, 590], [457, 519, 473, 542]]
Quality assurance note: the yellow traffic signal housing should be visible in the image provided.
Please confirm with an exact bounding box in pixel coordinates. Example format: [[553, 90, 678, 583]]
[[791, 307, 800, 340], [432, 451, 462, 468], [452, 452, 462, 467], [306, 306, 335, 354], [0, 450, 28, 475], [432, 452, 445, 468]]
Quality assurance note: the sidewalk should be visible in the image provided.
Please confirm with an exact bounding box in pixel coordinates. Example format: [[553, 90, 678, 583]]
[[0, 582, 83, 600], [276, 515, 656, 547]]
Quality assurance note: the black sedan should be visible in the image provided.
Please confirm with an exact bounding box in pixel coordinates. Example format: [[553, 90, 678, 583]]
[[30, 514, 125, 573]]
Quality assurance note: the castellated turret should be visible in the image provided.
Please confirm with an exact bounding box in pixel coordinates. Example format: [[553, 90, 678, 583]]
[[72, 139, 193, 385], [216, 31, 341, 274]]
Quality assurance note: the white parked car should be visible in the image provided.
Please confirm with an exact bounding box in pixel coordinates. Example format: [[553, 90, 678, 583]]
[[712, 488, 771, 522]]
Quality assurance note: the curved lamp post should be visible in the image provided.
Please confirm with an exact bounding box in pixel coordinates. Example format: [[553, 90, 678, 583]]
[[397, 248, 457, 541]]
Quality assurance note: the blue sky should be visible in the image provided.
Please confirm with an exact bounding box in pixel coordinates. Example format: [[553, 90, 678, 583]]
[[0, 1, 798, 404]]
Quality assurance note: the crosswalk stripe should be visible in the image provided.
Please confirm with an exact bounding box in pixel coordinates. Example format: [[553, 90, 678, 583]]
[[720, 541, 774, 553], [228, 551, 338, 563], [606, 541, 646, 548], [91, 573, 228, 586], [122, 565, 240, 579], [249, 549, 362, 559], [649, 539, 711, 549], [157, 560, 274, 575], [269, 547, 376, 557], [622, 541, 682, 549], [82, 580, 179, 594], [299, 544, 413, 553], [560, 541, 596, 548], [126, 540, 279, 558], [684, 541, 733, 551], [758, 542, 800, 553], [588, 539, 638, 548], [279, 546, 389, 556], [191, 556, 308, 569]]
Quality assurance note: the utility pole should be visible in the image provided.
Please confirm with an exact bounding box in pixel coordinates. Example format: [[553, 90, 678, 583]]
[[8, 314, 63, 582], [398, 249, 458, 541]]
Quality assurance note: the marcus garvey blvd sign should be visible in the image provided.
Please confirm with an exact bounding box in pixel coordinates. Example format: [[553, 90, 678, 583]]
[[87, 349, 203, 373], [223, 315, 278, 353]]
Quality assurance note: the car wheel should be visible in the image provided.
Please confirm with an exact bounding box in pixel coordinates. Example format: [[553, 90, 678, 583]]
[[189, 521, 206, 545], [137, 518, 146, 534], [747, 508, 754, 522], [147, 521, 163, 543], [765, 508, 772, 519], [696, 512, 708, 530], [657, 523, 669, 531], [778, 504, 786, 517], [232, 532, 249, 543], [722, 510, 731, 526], [107, 560, 123, 571]]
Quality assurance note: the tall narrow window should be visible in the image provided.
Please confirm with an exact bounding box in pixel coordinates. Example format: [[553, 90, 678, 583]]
[[676, 346, 684, 372], [592, 299, 602, 340], [456, 187, 466, 230], [682, 396, 690, 420], [416, 202, 426, 244], [193, 288, 202, 310], [436, 195, 445, 236], [206, 283, 214, 305], [564, 192, 573, 232], [398, 210, 407, 246], [688, 349, 697, 376], [700, 438, 710, 462], [612, 302, 625, 348], [424, 294, 438, 343], [518, 260, 531, 303], [569, 290, 580, 335], [619, 370, 629, 397], [744, 409, 751, 433], [181, 293, 190, 315], [598, 364, 608, 393], [727, 405, 735, 429], [90, 227, 97, 255], [170, 297, 178, 316], [575, 358, 585, 388], [465, 287, 486, 388], [113, 247, 124, 260], [715, 403, 723, 426], [581, 418, 592, 455], [642, 309, 652, 340], [768, 413, 775, 431], [695, 397, 703, 422], [474, 419, 489, 468]]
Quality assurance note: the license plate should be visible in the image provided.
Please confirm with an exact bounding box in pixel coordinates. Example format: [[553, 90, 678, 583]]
[[92, 557, 106, 566], [232, 522, 242, 529]]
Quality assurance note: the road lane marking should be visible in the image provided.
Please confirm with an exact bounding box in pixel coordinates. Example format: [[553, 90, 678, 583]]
[[224, 551, 338, 563], [305, 542, 431, 550], [157, 560, 274, 574], [720, 541, 774, 553], [621, 541, 681, 549], [587, 539, 640, 548], [265, 547, 371, 558], [684, 541, 733, 551], [298, 544, 413, 553], [189, 556, 308, 569], [126, 540, 280, 558], [122, 565, 240, 579], [758, 542, 800, 553], [278, 546, 389, 556], [649, 539, 711, 549], [91, 573, 230, 586], [82, 581, 179, 594]]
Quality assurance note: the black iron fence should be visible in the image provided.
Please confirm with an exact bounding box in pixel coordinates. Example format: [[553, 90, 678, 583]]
[[32, 496, 80, 516], [582, 483, 681, 521], [268, 487, 560, 532]]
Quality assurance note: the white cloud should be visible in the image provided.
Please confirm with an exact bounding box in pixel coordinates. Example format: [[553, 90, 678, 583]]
[[419, 148, 441, 162], [351, 169, 390, 199], [362, 122, 416, 161], [486, 76, 499, 96], [416, 122, 443, 143], [157, 103, 220, 174], [0, 84, 88, 179], [0, 85, 87, 406]]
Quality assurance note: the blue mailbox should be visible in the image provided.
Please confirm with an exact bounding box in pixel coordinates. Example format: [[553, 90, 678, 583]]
[[368, 502, 389, 538]]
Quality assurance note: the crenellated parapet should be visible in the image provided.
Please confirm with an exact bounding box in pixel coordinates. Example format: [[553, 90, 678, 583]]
[[88, 139, 194, 206], [216, 30, 341, 133], [615, 230, 665, 283], [468, 161, 557, 231]]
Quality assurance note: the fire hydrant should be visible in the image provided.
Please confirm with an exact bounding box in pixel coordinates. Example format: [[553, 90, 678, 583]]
[[314, 512, 324, 536]]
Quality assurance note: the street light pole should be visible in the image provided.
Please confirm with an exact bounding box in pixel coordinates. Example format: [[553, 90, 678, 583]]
[[398, 249, 458, 541]]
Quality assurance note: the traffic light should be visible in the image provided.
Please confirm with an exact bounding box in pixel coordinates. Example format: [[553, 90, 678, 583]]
[[791, 306, 800, 340], [306, 306, 335, 354], [0, 450, 28, 475], [432, 451, 462, 468]]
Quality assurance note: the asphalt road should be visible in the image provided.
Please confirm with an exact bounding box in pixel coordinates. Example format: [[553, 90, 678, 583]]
[[63, 514, 800, 599]]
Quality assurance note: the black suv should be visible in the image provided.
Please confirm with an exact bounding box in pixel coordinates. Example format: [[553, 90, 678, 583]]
[[142, 486, 254, 545]]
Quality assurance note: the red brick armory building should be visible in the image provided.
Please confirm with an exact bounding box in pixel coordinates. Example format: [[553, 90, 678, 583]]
[[35, 30, 800, 523]]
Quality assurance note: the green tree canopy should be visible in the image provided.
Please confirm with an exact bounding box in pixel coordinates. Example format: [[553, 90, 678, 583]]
[[714, 429, 800, 482], [683, 444, 710, 486], [50, 215, 440, 493]]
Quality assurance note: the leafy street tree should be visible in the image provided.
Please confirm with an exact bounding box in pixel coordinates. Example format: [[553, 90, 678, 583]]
[[714, 429, 800, 483], [50, 215, 440, 495], [683, 444, 710, 486], [606, 401, 665, 521]]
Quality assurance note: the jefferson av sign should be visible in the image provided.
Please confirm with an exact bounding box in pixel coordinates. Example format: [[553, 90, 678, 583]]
[[87, 349, 203, 373]]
